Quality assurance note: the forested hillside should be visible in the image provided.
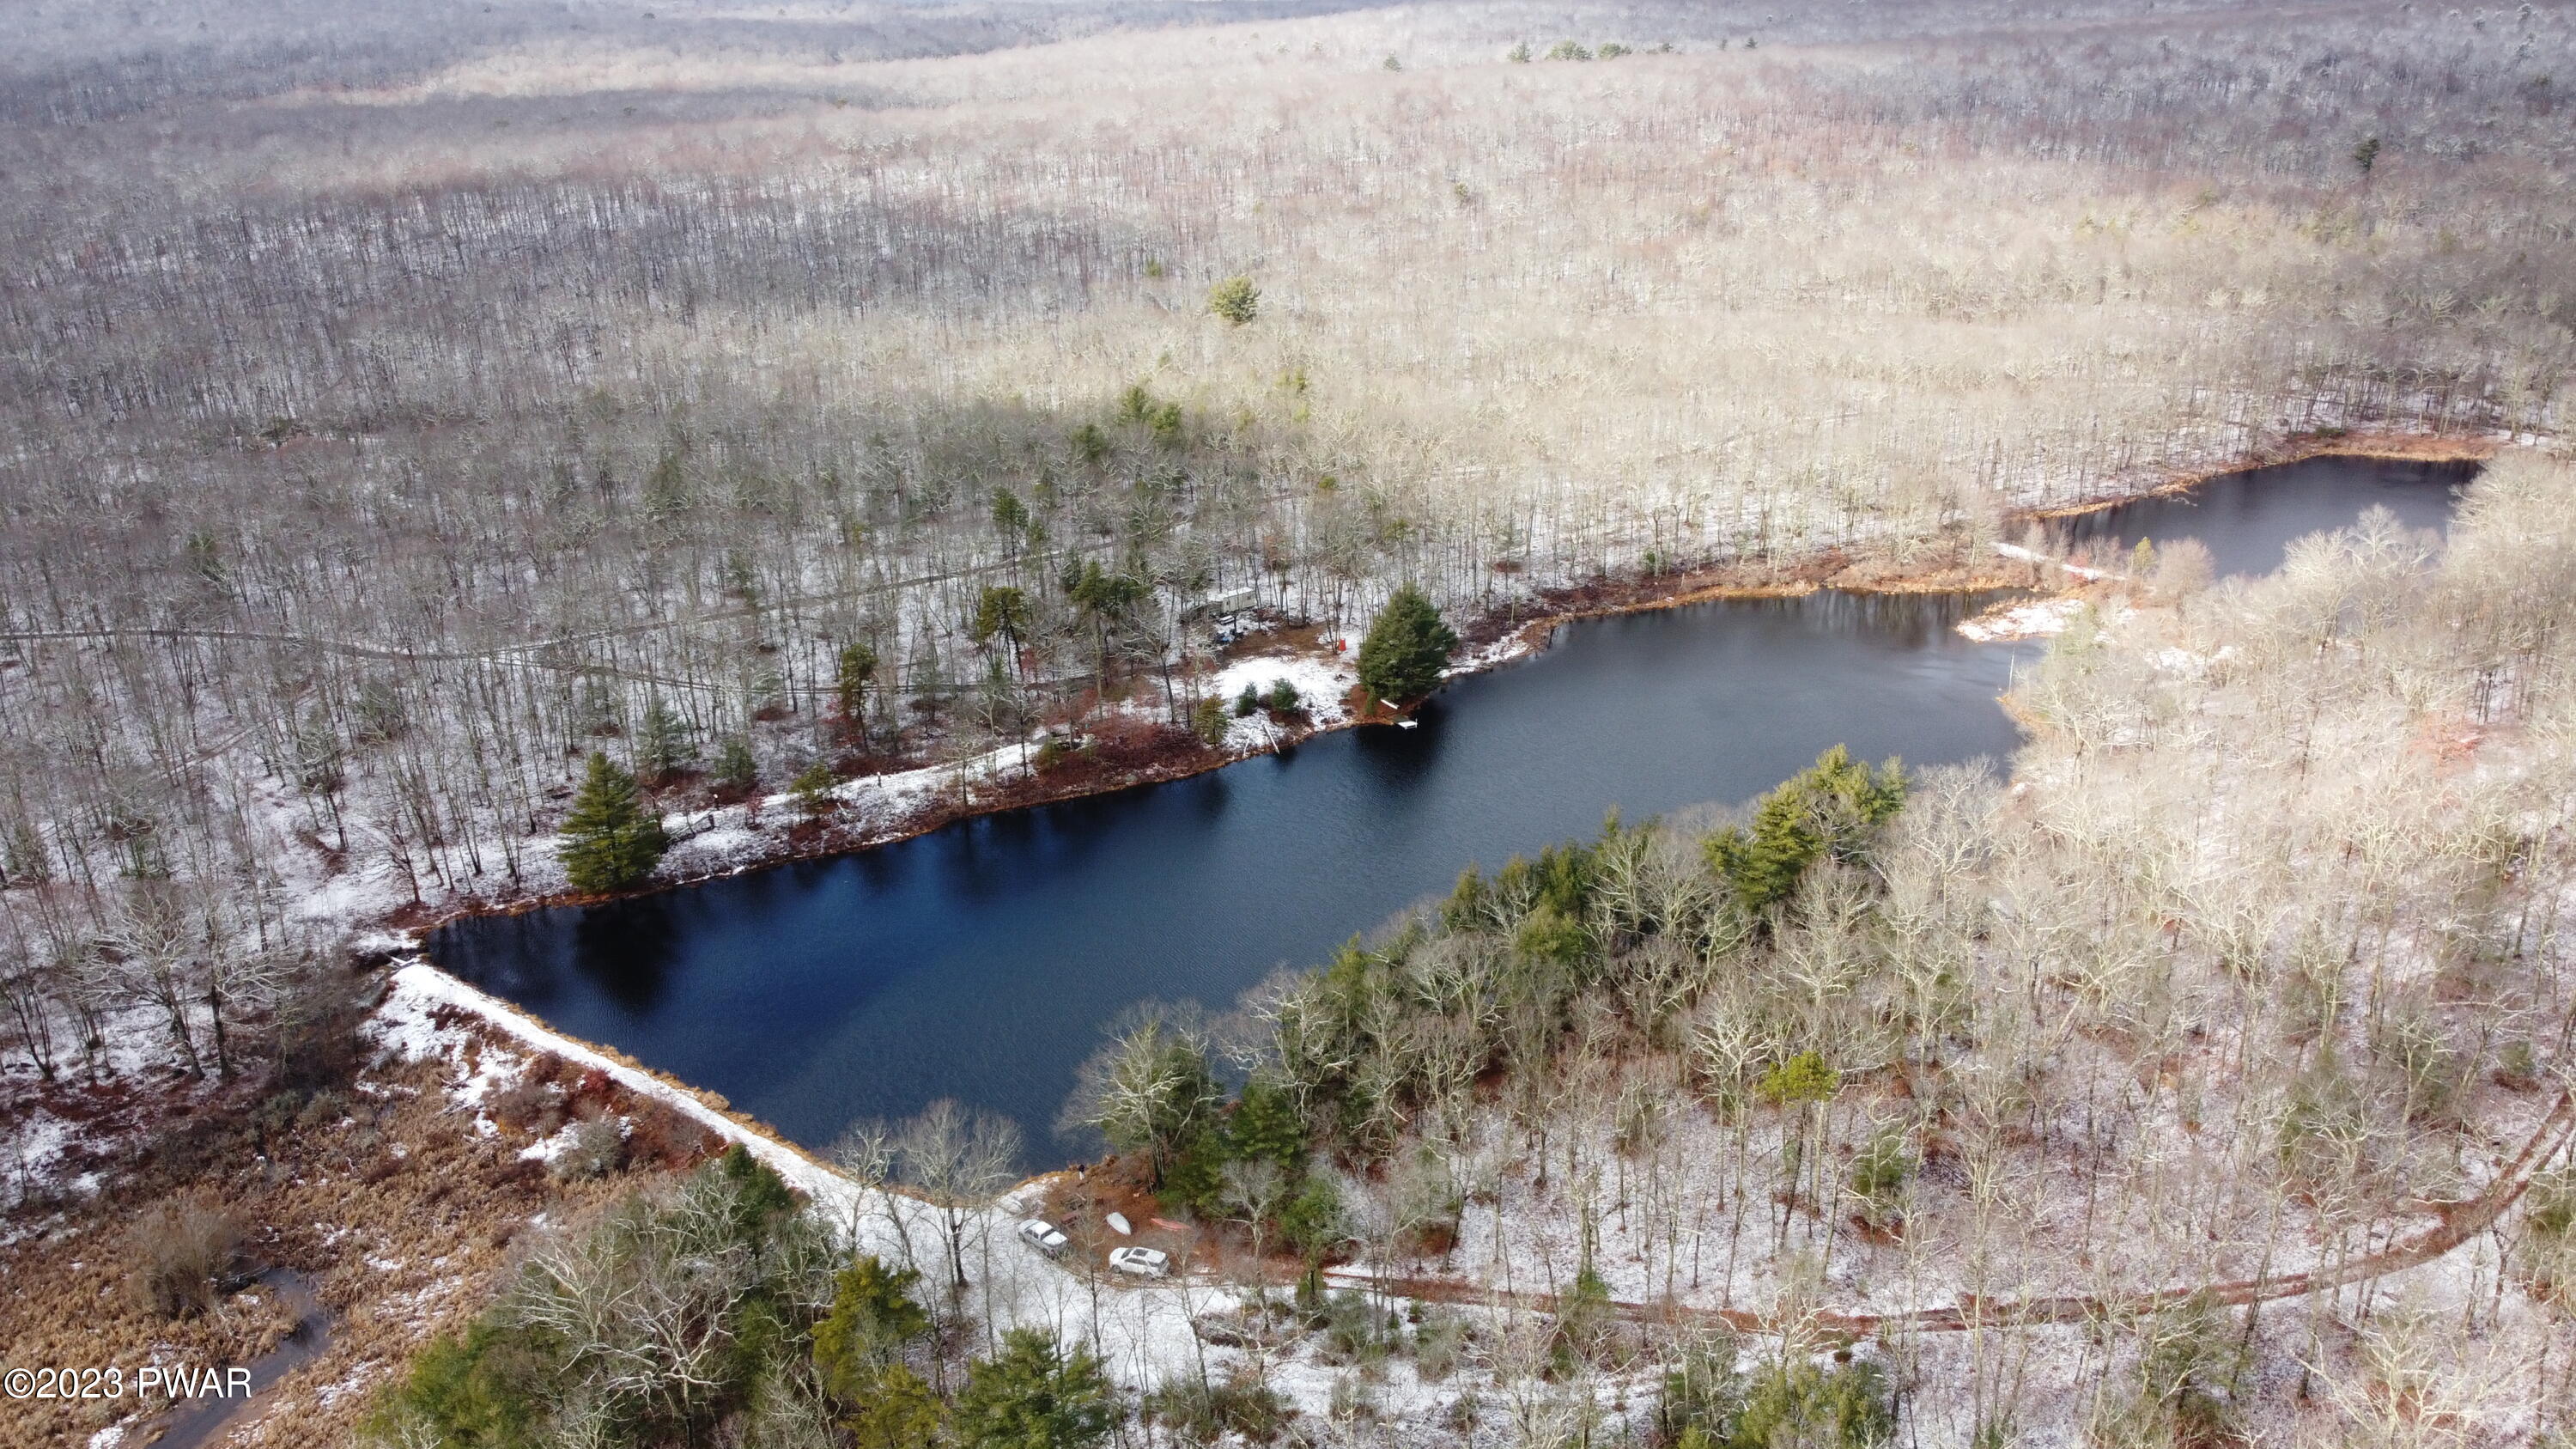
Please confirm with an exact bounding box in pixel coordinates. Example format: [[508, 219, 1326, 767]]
[[345, 448, 2576, 1447], [3, 7, 2575, 1440], [0, 2, 2569, 1024], [1054, 448, 2576, 1445]]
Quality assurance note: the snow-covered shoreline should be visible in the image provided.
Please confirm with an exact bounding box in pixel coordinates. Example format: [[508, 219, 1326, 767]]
[[367, 961, 1436, 1416], [268, 429, 2512, 955], [361, 624, 1558, 944]]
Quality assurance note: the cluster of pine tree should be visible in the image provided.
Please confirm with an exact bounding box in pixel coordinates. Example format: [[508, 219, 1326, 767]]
[[1066, 746, 1905, 1243], [1701, 747, 1906, 913]]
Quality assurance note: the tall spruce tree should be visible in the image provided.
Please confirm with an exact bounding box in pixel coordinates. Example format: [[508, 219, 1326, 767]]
[[952, 1329, 1116, 1449], [711, 735, 759, 796], [1357, 584, 1458, 707], [1703, 746, 1905, 912], [557, 752, 669, 893], [635, 697, 694, 784]]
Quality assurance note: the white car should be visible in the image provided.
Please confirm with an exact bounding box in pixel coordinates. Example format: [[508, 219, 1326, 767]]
[[1018, 1219, 1070, 1257], [1108, 1245, 1170, 1278]]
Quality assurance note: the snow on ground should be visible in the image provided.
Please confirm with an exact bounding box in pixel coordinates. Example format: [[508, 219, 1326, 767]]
[[370, 964, 866, 1209], [368, 964, 1259, 1399], [516, 1118, 596, 1166], [369, 961, 1716, 1432], [383, 662, 1388, 916], [399, 953, 2539, 1445], [1211, 650, 1358, 747], [4, 1110, 80, 1210], [1995, 540, 2116, 581], [1209, 651, 1354, 719], [1452, 625, 1548, 676], [1957, 595, 2089, 642], [2, 996, 244, 1227]]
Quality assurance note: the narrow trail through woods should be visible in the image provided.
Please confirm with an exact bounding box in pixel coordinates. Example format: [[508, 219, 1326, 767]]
[[1315, 1091, 2576, 1336], [143, 1269, 334, 1449]]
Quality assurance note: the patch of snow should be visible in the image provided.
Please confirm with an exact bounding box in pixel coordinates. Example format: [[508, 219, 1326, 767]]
[[1453, 626, 1546, 674], [6, 1111, 76, 1185], [374, 964, 867, 1216], [1958, 596, 2088, 642], [517, 1117, 605, 1165], [1996, 540, 2115, 581], [313, 1362, 389, 1410], [1207, 652, 1355, 748]]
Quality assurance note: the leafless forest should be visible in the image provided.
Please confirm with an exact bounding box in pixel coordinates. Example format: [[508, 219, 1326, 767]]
[[1214, 448, 2576, 1445], [2, 0, 2569, 954], [319, 448, 2576, 1449], [2, 3, 2575, 1441]]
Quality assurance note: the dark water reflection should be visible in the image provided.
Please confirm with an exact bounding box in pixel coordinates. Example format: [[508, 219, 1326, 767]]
[[2053, 453, 2470, 575], [433, 456, 2470, 1162]]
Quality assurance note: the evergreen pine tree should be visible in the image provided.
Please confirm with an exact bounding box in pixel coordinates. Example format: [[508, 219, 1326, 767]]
[[635, 697, 695, 784], [1705, 786, 1822, 913], [557, 752, 668, 893], [814, 1255, 937, 1441], [1356, 584, 1458, 707], [1207, 275, 1261, 326], [952, 1329, 1116, 1449], [844, 1367, 945, 1449], [641, 447, 690, 526], [1703, 746, 1905, 912], [1190, 696, 1230, 746], [712, 735, 759, 796], [1278, 1173, 1346, 1297], [969, 586, 1031, 673], [815, 1257, 930, 1376], [1226, 1075, 1309, 1171], [991, 487, 1029, 539], [792, 760, 838, 818]]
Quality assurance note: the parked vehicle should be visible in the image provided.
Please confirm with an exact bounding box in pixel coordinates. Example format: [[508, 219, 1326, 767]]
[[1108, 1245, 1170, 1278], [1018, 1219, 1070, 1257]]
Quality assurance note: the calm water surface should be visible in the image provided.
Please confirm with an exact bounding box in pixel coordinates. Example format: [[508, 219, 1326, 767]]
[[433, 455, 2473, 1161], [2054, 452, 2464, 575]]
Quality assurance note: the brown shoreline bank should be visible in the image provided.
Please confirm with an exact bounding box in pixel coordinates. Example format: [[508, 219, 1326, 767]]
[[2029, 429, 2499, 520], [390, 428, 2506, 943]]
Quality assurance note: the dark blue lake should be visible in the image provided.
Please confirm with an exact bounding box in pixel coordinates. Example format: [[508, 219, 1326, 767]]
[[431, 454, 2472, 1162]]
